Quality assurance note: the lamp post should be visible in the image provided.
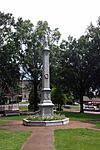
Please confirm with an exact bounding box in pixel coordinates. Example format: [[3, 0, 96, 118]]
[[39, 45, 54, 117]]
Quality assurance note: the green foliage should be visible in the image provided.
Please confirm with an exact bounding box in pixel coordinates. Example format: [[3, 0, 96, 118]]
[[55, 129, 100, 150], [65, 91, 74, 103], [19, 106, 28, 111], [28, 86, 40, 111], [0, 11, 20, 100], [51, 87, 66, 110], [1, 10, 100, 115], [15, 19, 61, 111], [60, 22, 100, 112], [51, 87, 74, 105], [0, 11, 61, 111], [27, 113, 66, 121]]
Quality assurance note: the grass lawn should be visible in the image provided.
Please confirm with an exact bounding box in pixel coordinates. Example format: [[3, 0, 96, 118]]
[[0, 115, 27, 121], [55, 128, 100, 150], [0, 120, 10, 125], [93, 121, 100, 129], [58, 111, 100, 121], [0, 130, 31, 150], [57, 111, 100, 128]]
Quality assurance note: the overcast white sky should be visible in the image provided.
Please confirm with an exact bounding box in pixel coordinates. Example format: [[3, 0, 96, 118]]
[[0, 0, 100, 39]]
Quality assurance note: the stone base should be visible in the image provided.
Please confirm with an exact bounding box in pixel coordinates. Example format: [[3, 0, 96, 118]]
[[23, 118, 69, 126], [39, 103, 54, 117]]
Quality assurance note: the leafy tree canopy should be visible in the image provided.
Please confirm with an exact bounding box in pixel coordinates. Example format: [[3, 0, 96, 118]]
[[0, 12, 20, 98], [60, 19, 100, 112]]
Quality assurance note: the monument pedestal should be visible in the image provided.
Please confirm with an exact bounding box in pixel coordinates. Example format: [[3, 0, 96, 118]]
[[39, 87, 54, 117], [39, 103, 54, 117]]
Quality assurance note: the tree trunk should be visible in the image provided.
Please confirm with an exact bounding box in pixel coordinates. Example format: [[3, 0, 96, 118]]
[[33, 74, 39, 111], [80, 93, 84, 113], [28, 74, 39, 112], [34, 85, 39, 111]]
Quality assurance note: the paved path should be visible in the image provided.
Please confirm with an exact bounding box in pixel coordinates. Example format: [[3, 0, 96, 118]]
[[0, 120, 95, 150], [21, 128, 55, 150]]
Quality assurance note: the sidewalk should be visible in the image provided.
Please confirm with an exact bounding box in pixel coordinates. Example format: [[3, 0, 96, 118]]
[[0, 120, 95, 150], [21, 127, 55, 150]]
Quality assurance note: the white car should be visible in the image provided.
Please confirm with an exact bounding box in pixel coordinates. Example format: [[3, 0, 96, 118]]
[[83, 105, 98, 111]]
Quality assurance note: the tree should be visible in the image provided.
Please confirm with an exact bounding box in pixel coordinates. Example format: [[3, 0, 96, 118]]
[[14, 19, 61, 111], [0, 12, 20, 100], [51, 87, 66, 110], [60, 29, 100, 113]]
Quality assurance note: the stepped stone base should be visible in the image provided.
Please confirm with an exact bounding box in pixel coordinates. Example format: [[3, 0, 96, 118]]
[[23, 118, 69, 126]]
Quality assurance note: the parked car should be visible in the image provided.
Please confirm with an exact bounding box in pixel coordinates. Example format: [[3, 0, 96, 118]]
[[73, 102, 80, 105], [83, 105, 99, 111]]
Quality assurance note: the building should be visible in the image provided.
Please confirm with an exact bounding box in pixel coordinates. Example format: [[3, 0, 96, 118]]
[[20, 80, 41, 102], [0, 85, 21, 116], [21, 80, 32, 102]]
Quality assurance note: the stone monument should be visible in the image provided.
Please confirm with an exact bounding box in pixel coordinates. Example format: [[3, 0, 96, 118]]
[[23, 38, 69, 126], [38, 41, 54, 117]]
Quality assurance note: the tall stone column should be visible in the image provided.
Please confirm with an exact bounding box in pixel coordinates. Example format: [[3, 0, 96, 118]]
[[39, 47, 54, 117]]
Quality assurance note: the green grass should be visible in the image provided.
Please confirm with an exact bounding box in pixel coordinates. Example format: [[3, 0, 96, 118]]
[[0, 115, 27, 121], [57, 111, 100, 121], [55, 128, 100, 150], [56, 111, 100, 128], [92, 121, 100, 129], [0, 130, 31, 150], [0, 120, 10, 125]]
